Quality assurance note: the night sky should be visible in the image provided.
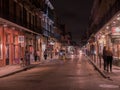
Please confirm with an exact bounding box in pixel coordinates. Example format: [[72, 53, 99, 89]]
[[50, 0, 94, 42]]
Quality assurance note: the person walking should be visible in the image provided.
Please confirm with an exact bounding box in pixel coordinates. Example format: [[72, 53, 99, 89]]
[[34, 51, 37, 62], [106, 47, 113, 72], [37, 50, 40, 61], [25, 50, 30, 66], [44, 49, 47, 60], [50, 51, 53, 60], [102, 46, 107, 71]]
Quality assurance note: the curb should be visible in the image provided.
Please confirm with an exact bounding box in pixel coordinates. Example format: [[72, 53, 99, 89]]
[[0, 65, 36, 78], [0, 60, 60, 78], [85, 55, 109, 79]]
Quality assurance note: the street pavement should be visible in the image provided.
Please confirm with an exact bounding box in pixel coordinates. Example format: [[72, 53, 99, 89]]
[[0, 53, 120, 86], [0, 54, 120, 90], [0, 62, 39, 78]]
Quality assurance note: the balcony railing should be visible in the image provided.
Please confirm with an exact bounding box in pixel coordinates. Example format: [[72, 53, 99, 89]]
[[0, 10, 43, 34], [89, 0, 120, 35]]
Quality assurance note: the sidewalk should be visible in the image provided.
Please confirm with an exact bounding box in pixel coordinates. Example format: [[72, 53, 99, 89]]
[[0, 62, 40, 78], [85, 54, 120, 83], [0, 57, 60, 78]]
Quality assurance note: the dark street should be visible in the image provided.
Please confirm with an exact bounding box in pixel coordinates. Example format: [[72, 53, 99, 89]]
[[0, 0, 120, 90], [0, 54, 119, 90]]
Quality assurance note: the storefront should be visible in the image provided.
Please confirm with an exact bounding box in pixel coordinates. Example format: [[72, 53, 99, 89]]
[[96, 33, 107, 55], [0, 25, 25, 66], [35, 35, 42, 61], [95, 12, 120, 61], [41, 36, 48, 60], [25, 33, 36, 63], [111, 27, 120, 59]]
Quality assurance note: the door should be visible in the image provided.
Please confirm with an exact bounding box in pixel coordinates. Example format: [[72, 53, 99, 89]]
[[6, 44, 9, 65], [5, 34, 10, 65]]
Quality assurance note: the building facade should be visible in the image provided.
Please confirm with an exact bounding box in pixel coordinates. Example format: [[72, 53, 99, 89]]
[[0, 0, 64, 66], [87, 0, 120, 66]]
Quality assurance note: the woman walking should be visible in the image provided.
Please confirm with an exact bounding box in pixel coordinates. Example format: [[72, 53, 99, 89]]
[[25, 50, 30, 66]]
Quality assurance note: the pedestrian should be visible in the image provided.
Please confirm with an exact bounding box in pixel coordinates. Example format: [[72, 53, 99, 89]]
[[106, 47, 113, 72], [34, 51, 37, 62], [44, 49, 47, 60], [20, 58, 25, 67], [102, 46, 107, 71], [25, 50, 30, 66], [37, 50, 40, 61], [50, 51, 53, 60]]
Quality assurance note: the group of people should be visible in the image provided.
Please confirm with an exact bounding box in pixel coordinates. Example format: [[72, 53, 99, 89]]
[[43, 49, 66, 61], [20, 50, 40, 67], [43, 49, 53, 60], [103, 46, 113, 72]]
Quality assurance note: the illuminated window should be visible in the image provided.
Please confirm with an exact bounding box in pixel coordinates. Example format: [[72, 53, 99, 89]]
[[0, 36, 2, 59]]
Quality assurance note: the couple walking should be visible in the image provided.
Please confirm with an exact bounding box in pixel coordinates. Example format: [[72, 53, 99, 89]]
[[103, 46, 113, 72]]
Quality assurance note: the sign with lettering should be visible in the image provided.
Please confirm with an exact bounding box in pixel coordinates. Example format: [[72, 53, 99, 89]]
[[18, 36, 24, 43]]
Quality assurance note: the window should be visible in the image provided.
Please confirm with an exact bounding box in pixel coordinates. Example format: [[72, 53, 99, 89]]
[[13, 1, 16, 21], [0, 36, 2, 59], [13, 35, 18, 60]]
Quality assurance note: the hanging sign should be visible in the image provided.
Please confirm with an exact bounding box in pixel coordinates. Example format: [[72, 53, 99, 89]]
[[18, 36, 24, 43], [111, 27, 120, 39], [112, 27, 120, 35]]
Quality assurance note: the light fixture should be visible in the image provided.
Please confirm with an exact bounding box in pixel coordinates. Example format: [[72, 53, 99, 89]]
[[117, 17, 120, 20], [3, 24, 7, 27], [106, 26, 109, 29], [102, 35, 105, 38], [12, 27, 15, 30], [113, 21, 116, 24]]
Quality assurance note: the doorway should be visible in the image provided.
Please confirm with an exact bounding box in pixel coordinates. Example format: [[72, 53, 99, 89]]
[[5, 44, 10, 65]]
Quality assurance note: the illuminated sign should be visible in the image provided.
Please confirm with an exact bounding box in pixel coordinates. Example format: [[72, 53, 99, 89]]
[[112, 27, 120, 33]]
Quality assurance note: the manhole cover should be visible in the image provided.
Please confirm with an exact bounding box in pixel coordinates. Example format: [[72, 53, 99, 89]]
[[99, 84, 119, 88], [65, 74, 90, 77]]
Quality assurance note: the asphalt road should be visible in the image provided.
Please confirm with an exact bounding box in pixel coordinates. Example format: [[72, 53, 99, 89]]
[[0, 54, 119, 90]]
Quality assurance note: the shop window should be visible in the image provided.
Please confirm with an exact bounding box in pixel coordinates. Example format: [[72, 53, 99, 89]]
[[13, 1, 16, 20], [113, 43, 120, 59], [6, 33, 10, 44], [5, 34, 10, 62], [33, 15, 35, 30], [0, 36, 2, 59], [0, 0, 3, 14], [13, 35, 17, 44]]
